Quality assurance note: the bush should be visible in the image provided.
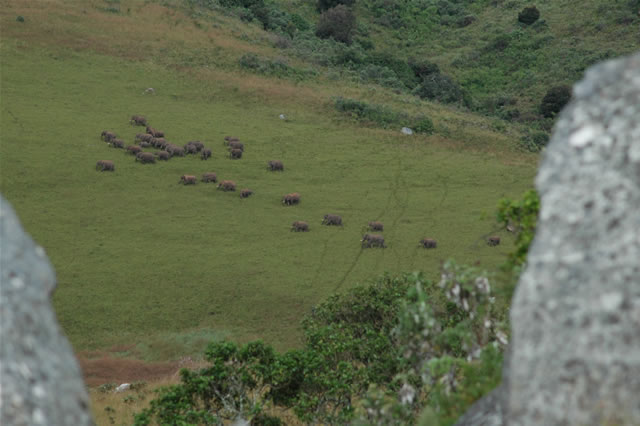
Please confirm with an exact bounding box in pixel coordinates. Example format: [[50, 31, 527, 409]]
[[290, 13, 311, 32], [335, 97, 407, 128], [219, 0, 262, 8], [137, 268, 508, 425], [412, 73, 465, 104], [518, 6, 540, 25], [539, 85, 571, 118], [367, 51, 418, 88], [332, 42, 366, 66], [334, 97, 436, 134], [486, 33, 511, 52], [354, 36, 374, 50], [497, 189, 540, 271], [317, 0, 355, 12], [316, 5, 356, 44], [408, 57, 440, 80], [239, 53, 316, 80], [520, 130, 549, 152], [359, 64, 405, 89], [412, 117, 435, 135], [238, 52, 260, 69], [216, 0, 308, 36]]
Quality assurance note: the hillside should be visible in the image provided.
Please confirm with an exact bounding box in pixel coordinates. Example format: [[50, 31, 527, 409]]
[[2, 0, 635, 423], [184, 0, 639, 140], [1, 0, 634, 387]]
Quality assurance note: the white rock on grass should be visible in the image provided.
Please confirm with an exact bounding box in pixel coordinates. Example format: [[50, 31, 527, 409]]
[[115, 383, 131, 393]]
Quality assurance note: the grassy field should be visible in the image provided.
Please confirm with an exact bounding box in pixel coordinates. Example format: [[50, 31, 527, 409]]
[[1, 0, 536, 362]]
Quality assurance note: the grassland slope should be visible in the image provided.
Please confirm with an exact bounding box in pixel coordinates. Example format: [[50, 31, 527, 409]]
[[1, 0, 537, 361]]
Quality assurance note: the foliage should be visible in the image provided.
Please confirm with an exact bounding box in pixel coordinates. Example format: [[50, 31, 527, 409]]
[[334, 97, 435, 134], [540, 85, 572, 118], [496, 189, 540, 272], [413, 117, 435, 135], [191, 0, 637, 125], [317, 0, 356, 12], [518, 6, 540, 25], [359, 64, 405, 89], [238, 53, 316, 79], [394, 263, 507, 425], [216, 0, 310, 35], [412, 73, 466, 105], [425, 344, 503, 424], [408, 57, 440, 80], [136, 268, 507, 424], [136, 274, 413, 424], [315, 5, 357, 44], [367, 51, 419, 88], [520, 130, 550, 151]]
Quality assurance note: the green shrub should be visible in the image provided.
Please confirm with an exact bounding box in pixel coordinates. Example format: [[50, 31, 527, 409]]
[[219, 0, 260, 8], [359, 64, 405, 89], [408, 57, 440, 80], [458, 14, 476, 27], [335, 97, 406, 127], [436, 0, 467, 26], [518, 6, 540, 25], [486, 33, 511, 52], [290, 13, 311, 32], [412, 117, 435, 135], [239, 52, 260, 69], [316, 5, 357, 44], [334, 97, 438, 133], [497, 189, 540, 271], [16, 15, 25, 22], [137, 266, 509, 425], [367, 51, 418, 88], [519, 130, 549, 152], [354, 36, 374, 50], [531, 131, 549, 146], [239, 53, 316, 79], [423, 345, 503, 424], [540, 85, 571, 118], [412, 73, 465, 104], [317, 0, 355, 12], [332, 42, 366, 66]]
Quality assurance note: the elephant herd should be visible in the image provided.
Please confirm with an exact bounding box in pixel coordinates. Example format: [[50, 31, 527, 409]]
[[98, 116, 258, 197], [97, 115, 502, 249]]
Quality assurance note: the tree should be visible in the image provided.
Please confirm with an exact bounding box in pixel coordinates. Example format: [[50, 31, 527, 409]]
[[540, 85, 572, 118], [315, 5, 356, 45], [316, 0, 355, 12]]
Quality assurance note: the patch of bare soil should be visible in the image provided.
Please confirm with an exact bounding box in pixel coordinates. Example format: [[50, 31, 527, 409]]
[[77, 350, 201, 388]]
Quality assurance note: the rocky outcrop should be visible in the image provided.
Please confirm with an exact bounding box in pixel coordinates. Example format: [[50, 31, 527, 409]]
[[508, 51, 640, 426], [456, 52, 640, 425], [0, 195, 93, 426]]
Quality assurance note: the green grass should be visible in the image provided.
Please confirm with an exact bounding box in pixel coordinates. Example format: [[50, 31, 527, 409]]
[[1, 5, 536, 358]]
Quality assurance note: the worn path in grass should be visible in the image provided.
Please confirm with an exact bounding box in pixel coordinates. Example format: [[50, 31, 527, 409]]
[[1, 1, 537, 358]]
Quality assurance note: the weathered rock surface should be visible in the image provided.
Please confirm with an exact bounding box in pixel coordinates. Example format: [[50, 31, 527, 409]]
[[456, 51, 640, 425], [508, 53, 640, 424], [0, 195, 93, 426]]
